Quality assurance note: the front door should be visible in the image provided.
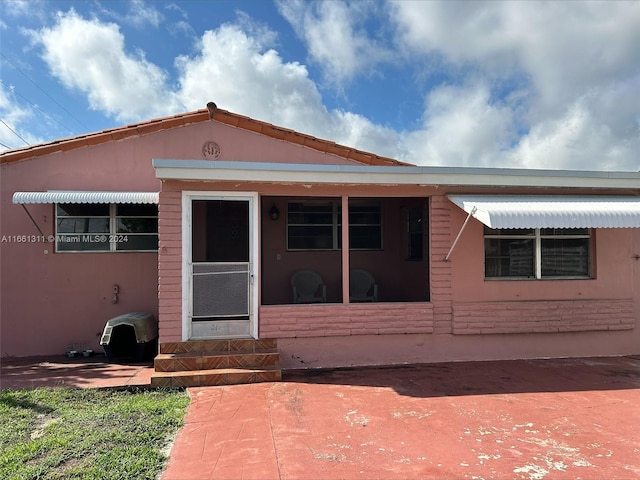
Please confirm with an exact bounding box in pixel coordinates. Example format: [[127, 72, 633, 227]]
[[187, 195, 256, 339]]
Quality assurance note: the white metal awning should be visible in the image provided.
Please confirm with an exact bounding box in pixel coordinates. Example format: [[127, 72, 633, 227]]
[[447, 195, 640, 229], [12, 191, 159, 204]]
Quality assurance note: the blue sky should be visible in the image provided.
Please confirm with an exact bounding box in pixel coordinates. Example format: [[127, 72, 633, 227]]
[[1, 0, 639, 171]]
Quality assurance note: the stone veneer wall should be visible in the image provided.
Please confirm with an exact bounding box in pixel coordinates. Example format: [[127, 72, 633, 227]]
[[259, 303, 434, 338], [429, 195, 454, 334], [452, 299, 635, 334]]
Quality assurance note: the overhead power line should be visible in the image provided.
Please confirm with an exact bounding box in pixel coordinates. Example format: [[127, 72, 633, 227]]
[[1, 53, 90, 130], [0, 118, 29, 146], [1, 80, 75, 135]]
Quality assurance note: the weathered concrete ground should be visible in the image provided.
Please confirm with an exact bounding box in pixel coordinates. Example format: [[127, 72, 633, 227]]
[[162, 356, 640, 480]]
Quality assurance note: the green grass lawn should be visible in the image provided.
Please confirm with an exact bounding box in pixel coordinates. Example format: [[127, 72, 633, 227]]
[[0, 387, 189, 480]]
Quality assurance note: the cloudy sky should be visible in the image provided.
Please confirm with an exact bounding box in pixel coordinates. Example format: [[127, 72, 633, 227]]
[[1, 0, 639, 171]]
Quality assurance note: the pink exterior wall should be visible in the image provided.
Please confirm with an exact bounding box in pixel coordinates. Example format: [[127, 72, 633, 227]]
[[257, 192, 633, 368], [157, 178, 639, 369], [452, 299, 635, 334], [3, 117, 639, 365], [156, 180, 440, 346], [447, 198, 638, 336], [154, 132, 392, 344], [157, 190, 182, 344], [1, 117, 364, 357], [0, 145, 159, 357], [449, 207, 636, 303]]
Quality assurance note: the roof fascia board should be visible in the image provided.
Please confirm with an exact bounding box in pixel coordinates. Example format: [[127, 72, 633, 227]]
[[152, 159, 640, 189]]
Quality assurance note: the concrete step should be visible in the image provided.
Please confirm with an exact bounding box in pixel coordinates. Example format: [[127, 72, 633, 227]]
[[154, 350, 280, 372], [153, 339, 281, 387], [150, 367, 282, 388], [159, 339, 277, 354]]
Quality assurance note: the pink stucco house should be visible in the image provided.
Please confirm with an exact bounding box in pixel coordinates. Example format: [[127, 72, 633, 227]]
[[2, 104, 639, 386]]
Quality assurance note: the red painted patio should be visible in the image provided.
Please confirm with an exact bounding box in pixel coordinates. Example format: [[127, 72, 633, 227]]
[[161, 356, 640, 480]]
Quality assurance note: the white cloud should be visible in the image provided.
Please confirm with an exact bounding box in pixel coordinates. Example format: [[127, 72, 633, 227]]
[[390, 0, 640, 170], [3, 0, 39, 18], [329, 110, 406, 160], [235, 10, 279, 48], [30, 9, 399, 158], [277, 0, 391, 85], [176, 23, 403, 159], [100, 0, 164, 29], [34, 10, 181, 122], [22, 3, 639, 172], [167, 20, 195, 39], [165, 3, 188, 19], [164, 2, 195, 38], [390, 1, 516, 69], [2, 0, 48, 23], [404, 82, 515, 167], [175, 25, 320, 121], [0, 84, 41, 150], [127, 0, 163, 28], [512, 99, 640, 172]]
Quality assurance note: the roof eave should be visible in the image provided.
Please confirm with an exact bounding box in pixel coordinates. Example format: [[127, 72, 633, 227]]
[[152, 159, 640, 190]]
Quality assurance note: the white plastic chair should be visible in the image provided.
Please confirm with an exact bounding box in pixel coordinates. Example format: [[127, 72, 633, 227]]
[[291, 270, 327, 303], [349, 269, 378, 302]]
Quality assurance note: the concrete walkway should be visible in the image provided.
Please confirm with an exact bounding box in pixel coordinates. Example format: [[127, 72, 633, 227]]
[[2, 355, 639, 479]]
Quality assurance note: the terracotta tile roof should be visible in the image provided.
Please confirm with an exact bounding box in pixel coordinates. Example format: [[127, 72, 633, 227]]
[[0, 106, 413, 167]]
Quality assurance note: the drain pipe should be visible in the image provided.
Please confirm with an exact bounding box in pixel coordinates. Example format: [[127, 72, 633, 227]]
[[443, 206, 477, 262]]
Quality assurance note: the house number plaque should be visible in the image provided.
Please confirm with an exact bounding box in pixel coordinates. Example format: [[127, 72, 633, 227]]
[[202, 141, 221, 159]]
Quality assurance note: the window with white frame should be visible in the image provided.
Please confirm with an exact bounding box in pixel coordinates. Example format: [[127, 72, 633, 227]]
[[55, 203, 158, 252], [287, 199, 382, 251], [484, 227, 591, 279]]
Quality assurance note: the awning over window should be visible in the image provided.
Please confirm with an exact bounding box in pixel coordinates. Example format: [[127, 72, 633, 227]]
[[447, 195, 640, 229], [12, 191, 159, 205]]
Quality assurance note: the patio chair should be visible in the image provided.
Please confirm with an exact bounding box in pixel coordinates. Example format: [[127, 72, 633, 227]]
[[291, 270, 327, 303], [349, 269, 378, 302]]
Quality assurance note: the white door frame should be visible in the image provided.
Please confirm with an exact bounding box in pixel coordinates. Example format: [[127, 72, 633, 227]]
[[181, 191, 259, 340]]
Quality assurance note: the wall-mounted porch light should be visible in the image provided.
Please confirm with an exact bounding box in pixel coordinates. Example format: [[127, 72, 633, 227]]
[[269, 203, 280, 221]]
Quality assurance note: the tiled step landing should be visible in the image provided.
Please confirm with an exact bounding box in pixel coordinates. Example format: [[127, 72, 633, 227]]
[[151, 339, 281, 388]]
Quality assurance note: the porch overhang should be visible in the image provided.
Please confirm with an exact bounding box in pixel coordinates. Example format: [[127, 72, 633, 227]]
[[447, 195, 640, 229], [12, 191, 159, 204], [152, 159, 640, 189]]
